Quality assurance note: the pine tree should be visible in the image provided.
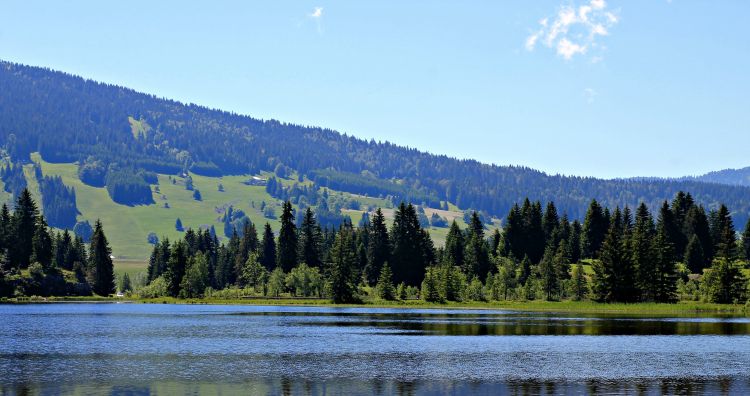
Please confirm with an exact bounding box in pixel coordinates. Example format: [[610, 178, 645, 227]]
[[443, 221, 465, 268], [298, 207, 322, 268], [464, 232, 490, 280], [490, 228, 502, 257], [165, 240, 188, 297], [525, 201, 545, 263], [652, 225, 677, 303], [31, 216, 53, 270], [569, 220, 582, 264], [570, 263, 588, 301], [684, 234, 705, 275], [591, 210, 635, 302], [542, 201, 559, 243], [327, 227, 358, 303], [365, 209, 390, 285], [390, 203, 433, 286], [539, 245, 559, 301], [582, 199, 607, 259], [743, 218, 750, 262], [376, 263, 396, 300], [10, 189, 39, 269], [277, 201, 298, 272], [260, 223, 277, 271], [421, 268, 442, 302], [684, 205, 713, 267], [632, 203, 656, 301], [89, 219, 115, 296], [519, 255, 532, 286], [501, 203, 523, 259], [121, 272, 132, 293], [175, 218, 184, 232]]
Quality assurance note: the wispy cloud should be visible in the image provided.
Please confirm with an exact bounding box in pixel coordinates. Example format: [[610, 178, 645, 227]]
[[525, 0, 619, 61], [309, 7, 324, 34]]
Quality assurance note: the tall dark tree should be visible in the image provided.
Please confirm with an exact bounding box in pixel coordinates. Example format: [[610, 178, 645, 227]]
[[298, 208, 322, 268], [591, 209, 636, 302], [501, 204, 523, 259], [390, 202, 433, 286], [632, 203, 656, 301], [31, 216, 53, 270], [684, 205, 713, 268], [582, 199, 607, 259], [165, 240, 188, 297], [684, 234, 705, 275], [542, 201, 559, 243], [10, 189, 39, 269], [327, 227, 358, 303], [89, 219, 115, 296], [277, 201, 298, 272], [259, 223, 277, 271], [569, 219, 582, 264], [364, 209, 390, 285], [652, 224, 677, 303], [443, 221, 464, 268], [742, 217, 750, 262]]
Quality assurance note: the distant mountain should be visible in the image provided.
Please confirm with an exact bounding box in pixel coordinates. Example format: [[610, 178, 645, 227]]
[[2, 60, 750, 225], [684, 167, 750, 187]]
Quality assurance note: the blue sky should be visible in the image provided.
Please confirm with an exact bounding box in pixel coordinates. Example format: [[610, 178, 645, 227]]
[[1, 1, 749, 178]]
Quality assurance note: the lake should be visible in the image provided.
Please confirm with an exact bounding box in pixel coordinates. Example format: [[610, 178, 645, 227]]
[[1, 303, 749, 395]]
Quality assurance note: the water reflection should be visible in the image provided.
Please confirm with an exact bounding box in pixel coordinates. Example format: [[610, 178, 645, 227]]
[[2, 377, 750, 396], [1, 304, 749, 395]]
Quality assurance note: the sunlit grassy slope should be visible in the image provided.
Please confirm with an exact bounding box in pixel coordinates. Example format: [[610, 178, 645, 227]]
[[22, 154, 493, 275]]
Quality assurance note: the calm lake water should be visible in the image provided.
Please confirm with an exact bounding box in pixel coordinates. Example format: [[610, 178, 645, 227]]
[[1, 304, 749, 395]]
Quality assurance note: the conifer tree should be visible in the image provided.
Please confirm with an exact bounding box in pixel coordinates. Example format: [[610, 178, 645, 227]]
[[89, 219, 115, 296], [490, 228, 502, 257], [31, 216, 53, 270], [632, 203, 656, 301], [165, 240, 188, 297], [743, 218, 750, 262], [260, 223, 277, 271], [570, 263, 588, 301], [120, 272, 132, 293], [542, 201, 559, 243], [365, 208, 390, 286], [684, 234, 705, 274], [569, 220, 582, 264], [327, 227, 358, 303], [684, 205, 713, 267], [298, 207, 322, 268], [390, 203, 433, 286], [652, 225, 677, 303], [443, 221, 465, 268], [519, 255, 532, 286], [539, 245, 559, 301], [703, 258, 748, 304], [591, 210, 635, 302], [277, 201, 298, 272], [582, 199, 607, 259], [10, 189, 39, 269], [376, 263, 396, 300], [421, 268, 442, 302], [501, 204, 523, 259], [525, 201, 545, 263]]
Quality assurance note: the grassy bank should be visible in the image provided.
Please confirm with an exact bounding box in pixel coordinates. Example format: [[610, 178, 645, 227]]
[[5, 296, 747, 316]]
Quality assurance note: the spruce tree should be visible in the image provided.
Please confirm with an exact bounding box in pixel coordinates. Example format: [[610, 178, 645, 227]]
[[582, 199, 606, 259], [298, 207, 322, 268], [591, 210, 635, 302], [743, 218, 750, 262], [539, 245, 559, 301], [569, 220, 582, 264], [165, 240, 188, 297], [277, 201, 298, 272], [10, 189, 39, 269], [390, 203, 433, 286], [542, 201, 559, 243], [703, 258, 748, 304], [31, 216, 53, 270], [632, 203, 656, 301], [376, 263, 396, 300], [365, 209, 390, 286], [684, 205, 713, 267], [652, 225, 677, 303], [570, 263, 588, 301], [89, 219, 115, 296], [327, 227, 358, 303], [501, 204, 523, 259], [121, 272, 132, 293], [260, 223, 277, 271], [421, 268, 442, 302], [443, 221, 465, 268], [684, 234, 705, 275], [526, 201, 545, 263]]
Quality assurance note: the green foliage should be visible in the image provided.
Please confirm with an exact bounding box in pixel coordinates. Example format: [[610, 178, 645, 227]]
[[327, 228, 359, 303], [179, 253, 209, 298], [421, 267, 442, 303], [463, 276, 485, 302], [239, 252, 268, 293], [285, 263, 323, 297], [702, 258, 747, 304], [138, 276, 169, 298], [267, 268, 286, 297], [277, 201, 298, 272], [375, 264, 396, 301], [89, 219, 115, 296], [570, 264, 588, 301]]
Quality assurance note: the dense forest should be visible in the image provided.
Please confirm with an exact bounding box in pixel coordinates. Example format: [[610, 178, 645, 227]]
[[0, 189, 115, 297], [2, 61, 750, 224], [138, 191, 748, 305]]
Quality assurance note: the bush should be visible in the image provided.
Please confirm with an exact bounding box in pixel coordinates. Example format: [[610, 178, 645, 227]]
[[138, 276, 169, 298]]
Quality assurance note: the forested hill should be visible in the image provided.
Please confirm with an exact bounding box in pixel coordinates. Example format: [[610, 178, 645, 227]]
[[2, 60, 750, 224], [683, 167, 750, 187]]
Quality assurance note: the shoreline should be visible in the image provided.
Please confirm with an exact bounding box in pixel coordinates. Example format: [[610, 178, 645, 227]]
[[3, 296, 748, 316]]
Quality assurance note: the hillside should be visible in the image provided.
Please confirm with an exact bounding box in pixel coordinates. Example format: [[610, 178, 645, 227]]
[[686, 167, 750, 187]]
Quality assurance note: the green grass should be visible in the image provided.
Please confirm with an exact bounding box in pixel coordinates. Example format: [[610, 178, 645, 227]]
[[25, 153, 497, 275], [9, 296, 746, 316]]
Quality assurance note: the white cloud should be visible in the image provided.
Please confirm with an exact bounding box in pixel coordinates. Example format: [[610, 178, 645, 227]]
[[310, 7, 323, 18], [558, 38, 586, 60], [525, 0, 619, 61]]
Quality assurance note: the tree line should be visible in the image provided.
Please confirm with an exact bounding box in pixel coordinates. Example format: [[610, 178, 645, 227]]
[[0, 189, 115, 297], [140, 191, 749, 305]]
